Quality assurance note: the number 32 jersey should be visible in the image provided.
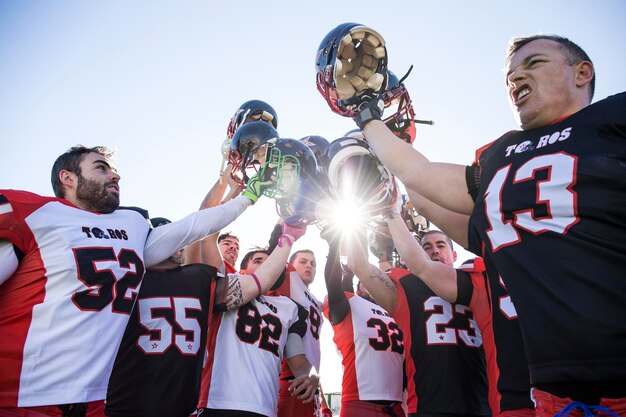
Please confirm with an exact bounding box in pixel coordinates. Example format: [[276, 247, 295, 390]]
[[468, 92, 626, 385], [0, 190, 150, 407]]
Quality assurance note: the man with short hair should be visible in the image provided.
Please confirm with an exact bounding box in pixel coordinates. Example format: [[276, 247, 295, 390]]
[[346, 226, 490, 417], [198, 231, 320, 417], [239, 248, 269, 272], [347, 35, 626, 415], [288, 249, 317, 286], [277, 247, 326, 417], [0, 145, 268, 416], [321, 226, 405, 417], [218, 233, 240, 272]]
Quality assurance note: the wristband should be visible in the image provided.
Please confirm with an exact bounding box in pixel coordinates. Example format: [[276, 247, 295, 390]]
[[251, 273, 262, 295], [277, 234, 294, 248]]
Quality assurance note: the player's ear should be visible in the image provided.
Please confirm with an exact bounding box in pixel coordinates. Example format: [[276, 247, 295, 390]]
[[59, 169, 78, 191], [574, 61, 594, 90], [452, 251, 458, 263]]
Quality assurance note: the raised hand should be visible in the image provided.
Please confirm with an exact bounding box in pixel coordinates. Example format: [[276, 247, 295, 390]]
[[242, 170, 274, 204], [352, 92, 385, 130]]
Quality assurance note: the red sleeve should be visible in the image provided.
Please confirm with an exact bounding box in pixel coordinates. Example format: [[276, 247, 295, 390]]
[[386, 267, 411, 319], [0, 190, 64, 254], [275, 263, 294, 297], [473, 139, 498, 165]]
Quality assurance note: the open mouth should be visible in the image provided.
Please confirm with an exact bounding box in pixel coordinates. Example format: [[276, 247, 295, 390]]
[[513, 85, 531, 104]]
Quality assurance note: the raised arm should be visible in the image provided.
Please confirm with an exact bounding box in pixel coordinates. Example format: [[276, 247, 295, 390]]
[[144, 169, 270, 267], [359, 117, 474, 215], [187, 164, 243, 264], [345, 227, 398, 313], [386, 213, 458, 303], [223, 224, 307, 310], [406, 189, 470, 249], [321, 227, 350, 325]]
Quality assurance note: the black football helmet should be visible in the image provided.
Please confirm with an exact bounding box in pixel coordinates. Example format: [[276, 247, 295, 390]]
[[315, 23, 387, 117], [258, 139, 321, 226], [322, 137, 395, 216], [226, 99, 278, 139], [228, 121, 279, 187], [300, 135, 330, 171], [260, 138, 318, 199], [383, 70, 417, 144], [299, 135, 329, 164]]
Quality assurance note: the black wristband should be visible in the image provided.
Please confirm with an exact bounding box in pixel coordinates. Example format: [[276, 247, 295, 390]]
[[465, 164, 481, 202], [353, 96, 384, 130]]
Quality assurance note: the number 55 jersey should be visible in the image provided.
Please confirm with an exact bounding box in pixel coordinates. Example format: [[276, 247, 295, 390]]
[[468, 92, 626, 386], [105, 264, 221, 417], [0, 190, 150, 407]]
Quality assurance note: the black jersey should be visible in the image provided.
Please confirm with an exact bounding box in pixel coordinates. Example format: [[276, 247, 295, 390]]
[[468, 92, 626, 385], [106, 264, 220, 417], [457, 260, 533, 413], [388, 268, 490, 416]]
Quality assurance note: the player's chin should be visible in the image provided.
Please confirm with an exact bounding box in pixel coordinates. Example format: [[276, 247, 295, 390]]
[[100, 195, 120, 213]]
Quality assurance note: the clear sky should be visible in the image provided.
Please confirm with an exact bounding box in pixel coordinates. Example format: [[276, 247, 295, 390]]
[[1, 0, 625, 394]]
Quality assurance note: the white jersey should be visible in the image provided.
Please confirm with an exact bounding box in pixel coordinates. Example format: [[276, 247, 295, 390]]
[[0, 190, 151, 407], [199, 294, 307, 417], [323, 293, 405, 402], [277, 267, 323, 371]]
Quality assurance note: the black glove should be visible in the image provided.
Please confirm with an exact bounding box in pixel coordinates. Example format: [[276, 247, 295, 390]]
[[267, 223, 283, 253], [353, 93, 385, 130], [368, 224, 394, 262]]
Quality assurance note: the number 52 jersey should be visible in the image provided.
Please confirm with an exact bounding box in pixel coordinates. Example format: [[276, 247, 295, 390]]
[[0, 190, 150, 407]]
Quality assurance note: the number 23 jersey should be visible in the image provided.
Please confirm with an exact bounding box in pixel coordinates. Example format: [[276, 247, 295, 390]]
[[468, 92, 626, 384], [0, 190, 150, 407]]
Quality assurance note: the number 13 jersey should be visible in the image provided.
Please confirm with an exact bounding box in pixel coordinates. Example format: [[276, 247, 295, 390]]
[[468, 92, 626, 385]]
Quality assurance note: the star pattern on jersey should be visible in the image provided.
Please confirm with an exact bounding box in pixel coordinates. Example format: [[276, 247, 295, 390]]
[[152, 342, 158, 349], [187, 343, 193, 350], [439, 335, 444, 340]]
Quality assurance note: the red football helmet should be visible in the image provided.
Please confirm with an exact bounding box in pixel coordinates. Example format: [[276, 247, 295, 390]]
[[383, 70, 416, 144]]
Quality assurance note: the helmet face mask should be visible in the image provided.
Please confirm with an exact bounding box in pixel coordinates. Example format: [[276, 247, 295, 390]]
[[261, 148, 302, 200], [315, 23, 388, 117], [383, 70, 417, 144], [228, 121, 279, 187], [256, 139, 320, 226]]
